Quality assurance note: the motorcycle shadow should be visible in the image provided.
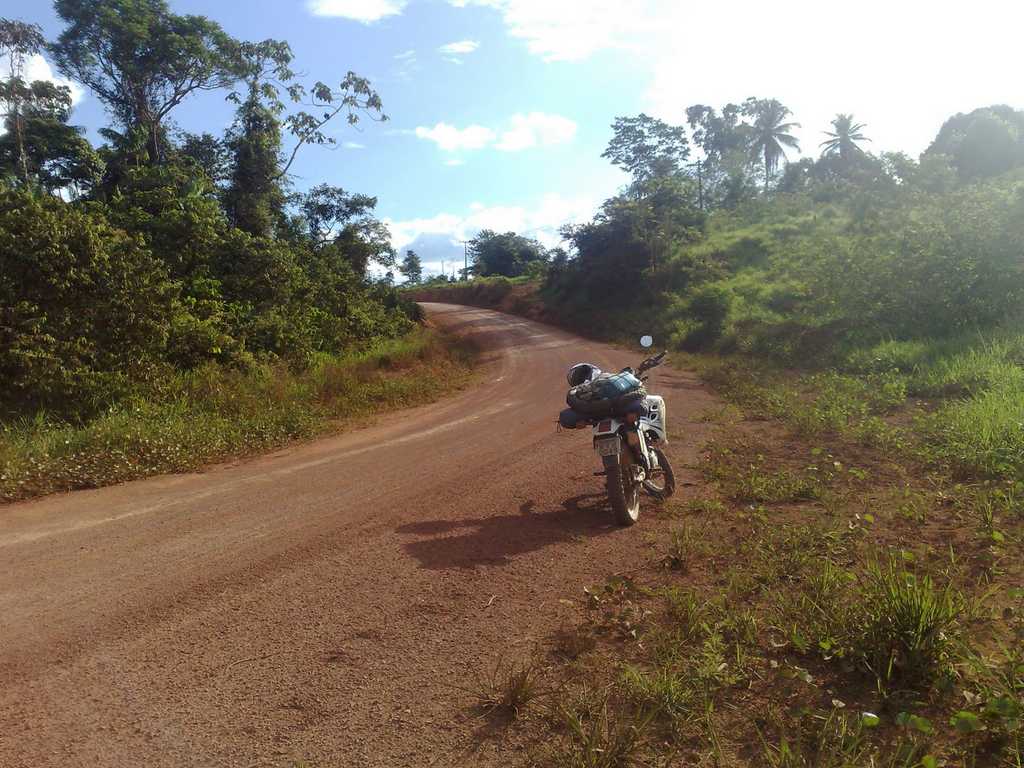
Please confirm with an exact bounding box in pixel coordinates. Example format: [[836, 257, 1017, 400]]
[[395, 492, 616, 571]]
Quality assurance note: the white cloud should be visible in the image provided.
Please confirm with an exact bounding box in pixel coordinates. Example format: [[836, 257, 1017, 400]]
[[496, 112, 576, 151], [342, 141, 366, 149], [387, 212, 463, 253], [639, 2, 1024, 157], [414, 122, 496, 151], [454, 0, 1024, 157], [307, 0, 407, 22], [0, 54, 85, 106], [449, 0, 640, 62], [444, 158, 466, 166], [414, 112, 575, 153], [391, 49, 418, 80], [439, 40, 480, 55], [387, 193, 601, 260]]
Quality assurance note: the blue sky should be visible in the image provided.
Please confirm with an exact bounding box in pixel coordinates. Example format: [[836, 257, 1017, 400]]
[[8, 0, 1024, 278]]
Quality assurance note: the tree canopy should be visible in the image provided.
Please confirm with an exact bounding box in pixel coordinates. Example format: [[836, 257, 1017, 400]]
[[820, 114, 870, 161], [51, 0, 243, 163], [399, 250, 423, 284], [0, 3, 403, 419], [468, 230, 548, 278], [602, 114, 690, 189], [925, 105, 1024, 180], [743, 98, 800, 191]]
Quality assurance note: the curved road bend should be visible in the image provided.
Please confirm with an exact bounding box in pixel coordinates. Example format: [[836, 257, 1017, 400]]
[[0, 303, 718, 767]]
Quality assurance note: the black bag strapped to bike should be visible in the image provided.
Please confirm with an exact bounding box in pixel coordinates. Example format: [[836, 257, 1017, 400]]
[[566, 372, 647, 417]]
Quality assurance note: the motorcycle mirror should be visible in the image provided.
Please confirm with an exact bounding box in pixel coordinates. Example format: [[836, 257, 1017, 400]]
[[640, 335, 653, 348]]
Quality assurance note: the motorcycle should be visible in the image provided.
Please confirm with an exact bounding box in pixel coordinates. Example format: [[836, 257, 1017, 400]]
[[562, 336, 675, 526]]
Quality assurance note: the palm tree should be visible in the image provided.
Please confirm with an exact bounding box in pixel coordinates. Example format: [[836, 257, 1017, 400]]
[[746, 99, 801, 192], [820, 114, 870, 161]]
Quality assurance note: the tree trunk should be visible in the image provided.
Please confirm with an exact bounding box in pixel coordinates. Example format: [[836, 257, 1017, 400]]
[[146, 120, 162, 165], [14, 110, 29, 185], [697, 160, 704, 211]]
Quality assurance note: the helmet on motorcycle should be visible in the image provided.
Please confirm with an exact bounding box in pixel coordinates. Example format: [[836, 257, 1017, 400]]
[[567, 363, 601, 387]]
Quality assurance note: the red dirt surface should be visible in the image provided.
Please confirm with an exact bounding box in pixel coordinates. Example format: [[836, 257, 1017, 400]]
[[0, 304, 719, 767]]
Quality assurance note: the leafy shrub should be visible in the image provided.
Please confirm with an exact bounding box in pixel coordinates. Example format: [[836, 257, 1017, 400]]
[[0, 190, 176, 417], [0, 327, 474, 501], [679, 284, 732, 350]]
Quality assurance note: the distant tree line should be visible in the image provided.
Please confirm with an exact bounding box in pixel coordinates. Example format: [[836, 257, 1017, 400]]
[[459, 94, 1024, 355], [545, 98, 1024, 353]]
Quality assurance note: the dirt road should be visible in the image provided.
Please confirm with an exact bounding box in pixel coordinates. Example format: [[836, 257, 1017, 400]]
[[0, 304, 717, 767]]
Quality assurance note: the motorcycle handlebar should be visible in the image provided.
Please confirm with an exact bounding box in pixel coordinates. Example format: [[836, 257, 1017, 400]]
[[636, 350, 667, 375]]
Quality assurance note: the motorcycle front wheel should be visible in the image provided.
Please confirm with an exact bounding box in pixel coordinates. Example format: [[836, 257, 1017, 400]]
[[643, 448, 676, 500], [604, 451, 640, 526]]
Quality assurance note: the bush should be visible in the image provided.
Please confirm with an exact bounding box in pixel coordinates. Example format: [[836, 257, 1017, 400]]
[[0, 191, 176, 417], [923, 382, 1024, 479], [679, 285, 731, 350], [0, 327, 475, 501]]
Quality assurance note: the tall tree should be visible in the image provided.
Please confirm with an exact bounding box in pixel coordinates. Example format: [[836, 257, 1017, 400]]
[[223, 42, 290, 237], [743, 98, 800, 192], [820, 113, 870, 162], [685, 102, 755, 208], [177, 131, 231, 187], [0, 79, 101, 195], [925, 105, 1024, 180], [602, 114, 690, 190], [296, 183, 393, 275], [468, 230, 547, 278], [685, 103, 749, 166], [399, 250, 422, 284], [223, 38, 387, 238], [0, 18, 47, 185], [50, 0, 243, 164], [299, 183, 378, 246]]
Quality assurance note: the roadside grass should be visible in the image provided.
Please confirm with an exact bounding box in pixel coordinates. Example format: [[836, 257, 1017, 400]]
[[701, 323, 1024, 483], [544, 688, 655, 768], [0, 327, 478, 502], [470, 656, 547, 720], [468, 351, 1022, 767]]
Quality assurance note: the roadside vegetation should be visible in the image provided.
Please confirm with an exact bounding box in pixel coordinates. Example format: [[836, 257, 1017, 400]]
[[412, 103, 1024, 765], [0, 4, 472, 501], [0, 328, 477, 502], [463, 381, 1023, 766]]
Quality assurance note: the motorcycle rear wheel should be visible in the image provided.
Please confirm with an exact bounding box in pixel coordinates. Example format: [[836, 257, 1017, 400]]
[[604, 452, 640, 526]]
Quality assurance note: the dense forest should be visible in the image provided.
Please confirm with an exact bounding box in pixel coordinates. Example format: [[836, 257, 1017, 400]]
[[0, 2, 420, 420], [0, 1, 476, 500], [544, 102, 1024, 356]]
